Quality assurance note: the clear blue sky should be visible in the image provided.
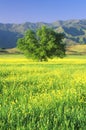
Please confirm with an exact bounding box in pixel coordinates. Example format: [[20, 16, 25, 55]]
[[0, 0, 86, 23]]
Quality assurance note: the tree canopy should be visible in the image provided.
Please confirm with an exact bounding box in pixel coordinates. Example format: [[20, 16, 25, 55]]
[[17, 26, 65, 61]]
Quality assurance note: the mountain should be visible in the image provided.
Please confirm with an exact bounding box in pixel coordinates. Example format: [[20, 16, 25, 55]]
[[0, 19, 86, 48]]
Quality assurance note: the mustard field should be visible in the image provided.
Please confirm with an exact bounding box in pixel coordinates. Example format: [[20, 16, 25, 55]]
[[0, 55, 86, 130]]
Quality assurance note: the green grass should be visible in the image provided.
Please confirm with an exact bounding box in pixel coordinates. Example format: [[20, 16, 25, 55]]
[[0, 55, 86, 130]]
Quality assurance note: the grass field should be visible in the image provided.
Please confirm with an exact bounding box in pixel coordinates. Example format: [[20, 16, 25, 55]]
[[0, 54, 86, 130]]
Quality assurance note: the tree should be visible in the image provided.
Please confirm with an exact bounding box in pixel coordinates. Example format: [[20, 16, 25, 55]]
[[17, 26, 65, 61]]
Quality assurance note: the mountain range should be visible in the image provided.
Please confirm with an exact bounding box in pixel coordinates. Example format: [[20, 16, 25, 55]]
[[0, 19, 86, 48]]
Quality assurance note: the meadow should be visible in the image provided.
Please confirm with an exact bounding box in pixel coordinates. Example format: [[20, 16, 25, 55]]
[[0, 54, 86, 130]]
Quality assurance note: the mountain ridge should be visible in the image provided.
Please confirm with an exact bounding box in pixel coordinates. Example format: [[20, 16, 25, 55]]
[[0, 19, 86, 48]]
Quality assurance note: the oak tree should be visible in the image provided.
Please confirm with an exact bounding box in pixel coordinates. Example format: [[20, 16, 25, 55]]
[[17, 26, 65, 61]]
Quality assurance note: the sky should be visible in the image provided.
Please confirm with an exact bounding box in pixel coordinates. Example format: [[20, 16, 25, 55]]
[[0, 0, 86, 23]]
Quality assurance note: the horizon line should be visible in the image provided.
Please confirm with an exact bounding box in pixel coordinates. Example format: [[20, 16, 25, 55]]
[[0, 18, 86, 24]]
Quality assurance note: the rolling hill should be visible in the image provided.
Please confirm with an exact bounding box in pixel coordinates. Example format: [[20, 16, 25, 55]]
[[0, 19, 86, 48], [0, 44, 86, 55]]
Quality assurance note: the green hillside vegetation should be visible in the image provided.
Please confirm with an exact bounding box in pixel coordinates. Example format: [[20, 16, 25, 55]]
[[0, 19, 86, 48]]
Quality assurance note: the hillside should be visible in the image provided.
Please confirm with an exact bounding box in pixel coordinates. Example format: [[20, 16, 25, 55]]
[[0, 19, 86, 48], [0, 45, 86, 55], [66, 44, 86, 55]]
